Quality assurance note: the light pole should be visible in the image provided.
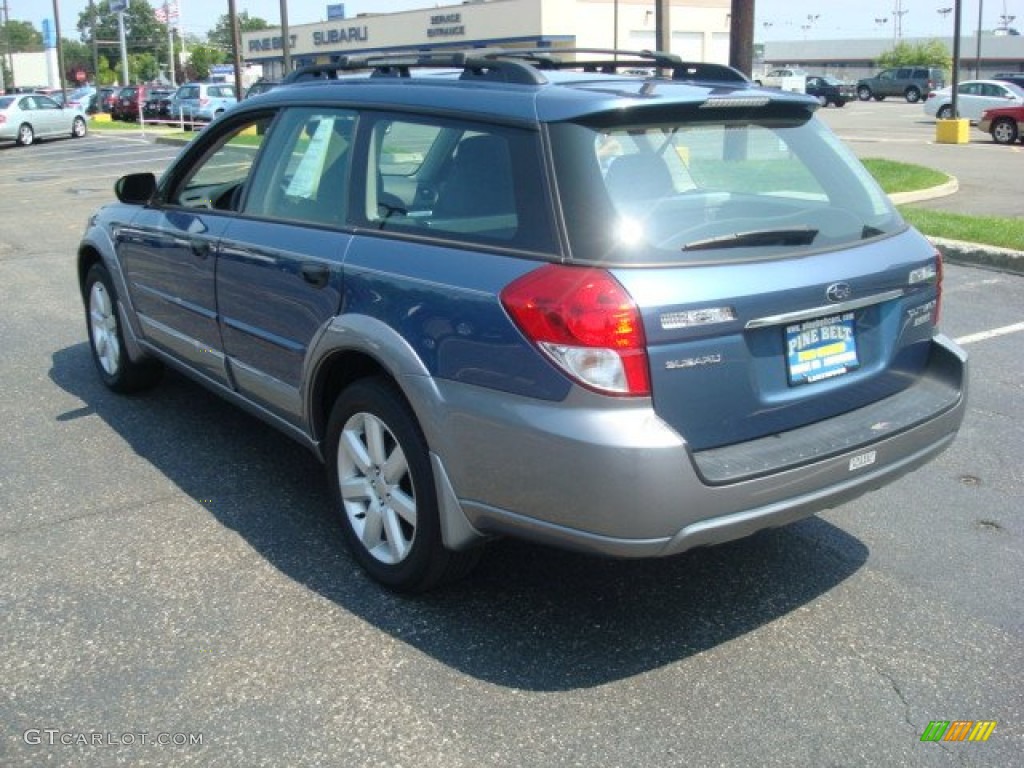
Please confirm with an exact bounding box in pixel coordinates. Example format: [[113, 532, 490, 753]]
[[975, 0, 983, 79], [893, 1, 909, 40]]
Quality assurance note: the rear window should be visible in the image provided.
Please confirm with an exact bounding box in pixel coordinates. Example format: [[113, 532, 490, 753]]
[[549, 111, 902, 265]]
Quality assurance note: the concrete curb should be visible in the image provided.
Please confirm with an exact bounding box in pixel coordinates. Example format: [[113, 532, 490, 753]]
[[889, 177, 959, 205], [886, 176, 1024, 275], [930, 237, 1024, 275]]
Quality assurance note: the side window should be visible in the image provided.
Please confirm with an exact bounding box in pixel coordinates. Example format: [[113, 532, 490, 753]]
[[245, 107, 357, 227], [168, 116, 271, 211], [362, 115, 555, 252]]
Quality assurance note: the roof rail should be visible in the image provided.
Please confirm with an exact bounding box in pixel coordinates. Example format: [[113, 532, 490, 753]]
[[280, 48, 749, 87], [282, 50, 548, 86]]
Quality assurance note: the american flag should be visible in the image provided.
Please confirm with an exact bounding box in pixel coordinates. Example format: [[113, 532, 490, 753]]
[[153, 0, 180, 23]]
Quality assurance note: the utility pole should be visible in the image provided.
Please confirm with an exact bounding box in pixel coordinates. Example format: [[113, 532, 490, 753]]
[[2, 0, 11, 92], [52, 0, 67, 103], [655, 0, 670, 54], [229, 0, 243, 98], [279, 0, 291, 76], [730, 0, 754, 76], [89, 0, 99, 82]]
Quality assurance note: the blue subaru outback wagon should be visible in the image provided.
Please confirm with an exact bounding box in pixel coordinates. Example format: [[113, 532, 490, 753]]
[[77, 50, 967, 591]]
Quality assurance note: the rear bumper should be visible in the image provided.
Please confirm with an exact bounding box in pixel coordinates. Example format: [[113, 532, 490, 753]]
[[422, 335, 967, 557]]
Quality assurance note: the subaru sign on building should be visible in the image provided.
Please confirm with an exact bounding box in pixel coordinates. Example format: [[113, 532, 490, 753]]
[[242, 0, 732, 81]]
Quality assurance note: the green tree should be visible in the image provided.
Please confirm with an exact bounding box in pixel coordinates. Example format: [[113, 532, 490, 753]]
[[76, 0, 168, 82], [61, 38, 93, 79], [185, 43, 225, 82], [95, 56, 118, 86], [876, 40, 951, 72], [129, 52, 160, 83], [1, 19, 44, 51], [207, 11, 271, 57]]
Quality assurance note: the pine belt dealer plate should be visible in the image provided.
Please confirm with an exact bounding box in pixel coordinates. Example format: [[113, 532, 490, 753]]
[[785, 311, 860, 386]]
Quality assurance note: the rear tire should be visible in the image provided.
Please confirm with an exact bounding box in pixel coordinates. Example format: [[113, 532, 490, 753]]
[[905, 87, 921, 103], [71, 116, 87, 138], [84, 263, 164, 393], [990, 117, 1019, 145], [325, 377, 481, 592], [16, 122, 34, 146]]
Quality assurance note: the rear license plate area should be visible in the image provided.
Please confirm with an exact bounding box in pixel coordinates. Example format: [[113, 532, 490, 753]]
[[785, 311, 859, 386]]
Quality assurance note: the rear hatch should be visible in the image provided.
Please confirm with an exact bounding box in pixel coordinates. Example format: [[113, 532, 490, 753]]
[[613, 230, 939, 451], [548, 94, 942, 453]]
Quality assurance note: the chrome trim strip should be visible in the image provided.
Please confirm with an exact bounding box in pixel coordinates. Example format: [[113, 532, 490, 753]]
[[744, 289, 904, 329]]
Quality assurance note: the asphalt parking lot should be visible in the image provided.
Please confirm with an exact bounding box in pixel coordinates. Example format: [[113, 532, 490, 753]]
[[1, 126, 1021, 767], [817, 99, 1024, 218]]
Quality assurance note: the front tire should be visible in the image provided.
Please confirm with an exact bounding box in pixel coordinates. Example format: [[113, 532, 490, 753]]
[[84, 263, 163, 393], [71, 116, 87, 138], [937, 105, 955, 120], [990, 117, 1019, 145], [857, 86, 872, 101], [326, 377, 480, 592]]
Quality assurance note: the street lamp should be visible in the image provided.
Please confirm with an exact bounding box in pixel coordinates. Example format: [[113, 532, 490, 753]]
[[893, 1, 909, 40]]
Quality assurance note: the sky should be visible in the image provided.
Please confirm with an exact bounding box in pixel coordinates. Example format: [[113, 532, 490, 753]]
[[14, 0, 1020, 45]]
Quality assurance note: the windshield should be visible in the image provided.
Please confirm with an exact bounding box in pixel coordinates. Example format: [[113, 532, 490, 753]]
[[549, 114, 903, 265]]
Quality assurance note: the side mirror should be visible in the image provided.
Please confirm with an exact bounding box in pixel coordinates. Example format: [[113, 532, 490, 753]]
[[114, 172, 157, 205]]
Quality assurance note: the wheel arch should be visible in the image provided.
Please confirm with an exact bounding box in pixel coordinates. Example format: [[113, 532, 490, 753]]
[[306, 314, 436, 449], [307, 322, 488, 557]]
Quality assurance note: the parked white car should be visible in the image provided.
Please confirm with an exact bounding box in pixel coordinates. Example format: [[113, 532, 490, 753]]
[[0, 92, 87, 146], [923, 79, 1024, 121], [757, 68, 808, 93]]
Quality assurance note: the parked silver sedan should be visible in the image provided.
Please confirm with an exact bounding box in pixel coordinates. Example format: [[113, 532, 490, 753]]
[[0, 92, 88, 146]]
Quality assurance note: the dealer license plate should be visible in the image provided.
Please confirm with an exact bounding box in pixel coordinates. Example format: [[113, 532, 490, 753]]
[[785, 312, 859, 386]]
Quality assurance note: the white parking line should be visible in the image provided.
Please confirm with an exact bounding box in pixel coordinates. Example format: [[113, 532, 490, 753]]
[[955, 322, 1024, 346]]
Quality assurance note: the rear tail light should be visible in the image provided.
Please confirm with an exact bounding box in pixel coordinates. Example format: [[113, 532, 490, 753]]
[[500, 265, 651, 396], [933, 249, 944, 325]]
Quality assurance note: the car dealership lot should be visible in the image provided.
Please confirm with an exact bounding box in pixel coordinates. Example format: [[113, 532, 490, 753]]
[[817, 99, 1024, 218], [1, 132, 1021, 766]]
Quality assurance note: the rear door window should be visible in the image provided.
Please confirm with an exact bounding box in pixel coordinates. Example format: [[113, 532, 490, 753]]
[[358, 114, 556, 253]]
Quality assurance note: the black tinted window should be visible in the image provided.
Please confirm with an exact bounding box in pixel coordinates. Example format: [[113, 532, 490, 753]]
[[361, 114, 555, 253]]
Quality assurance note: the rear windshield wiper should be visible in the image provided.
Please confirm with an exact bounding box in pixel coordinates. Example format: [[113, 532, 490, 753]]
[[681, 226, 819, 251]]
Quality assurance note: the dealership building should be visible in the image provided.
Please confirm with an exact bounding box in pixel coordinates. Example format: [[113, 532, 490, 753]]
[[241, 0, 733, 80], [763, 34, 1024, 82]]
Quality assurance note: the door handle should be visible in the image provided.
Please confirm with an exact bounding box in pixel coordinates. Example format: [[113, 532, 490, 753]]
[[190, 240, 210, 259], [301, 263, 330, 288]]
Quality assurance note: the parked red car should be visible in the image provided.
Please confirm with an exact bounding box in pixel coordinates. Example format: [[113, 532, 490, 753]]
[[111, 85, 156, 121], [978, 104, 1024, 145]]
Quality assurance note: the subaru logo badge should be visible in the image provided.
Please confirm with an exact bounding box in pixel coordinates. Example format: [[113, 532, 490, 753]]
[[826, 282, 852, 302]]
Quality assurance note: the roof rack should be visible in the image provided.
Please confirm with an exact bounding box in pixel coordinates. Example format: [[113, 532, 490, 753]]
[[281, 48, 749, 87], [282, 50, 548, 86]]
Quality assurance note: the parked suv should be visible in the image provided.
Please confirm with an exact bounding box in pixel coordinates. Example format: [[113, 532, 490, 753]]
[[857, 66, 945, 102], [169, 82, 237, 124], [76, 50, 967, 592], [110, 85, 155, 121]]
